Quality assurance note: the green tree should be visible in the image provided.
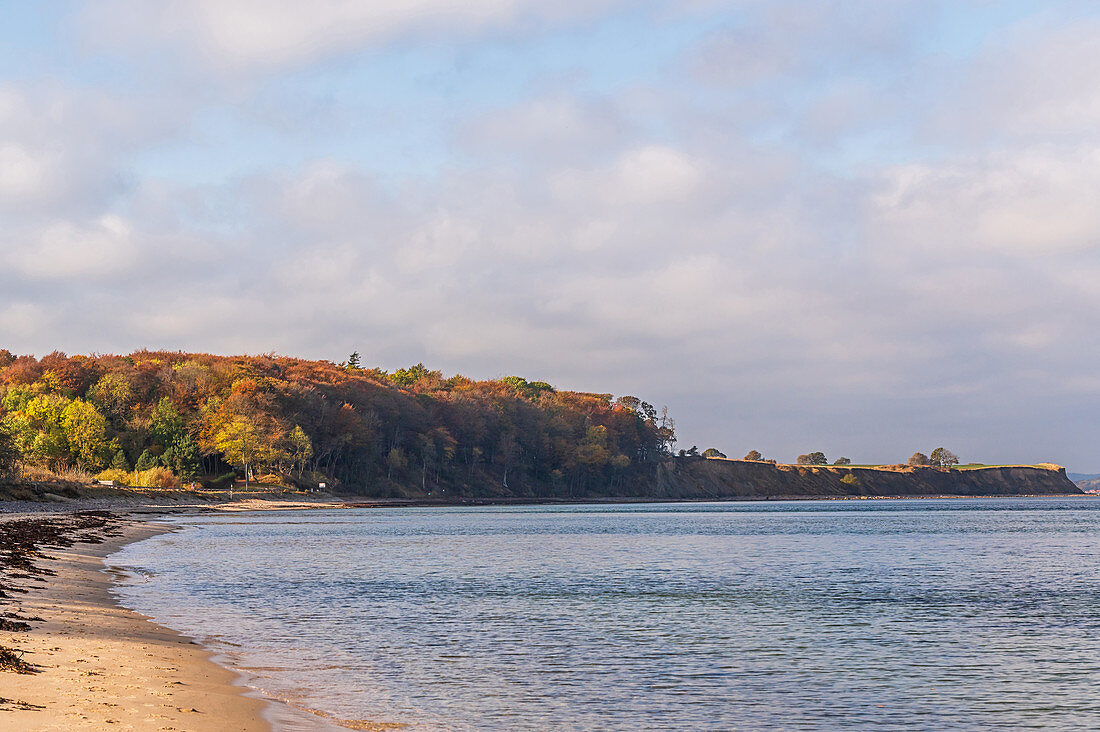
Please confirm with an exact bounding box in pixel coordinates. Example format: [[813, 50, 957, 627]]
[[150, 397, 199, 477], [0, 423, 18, 476], [389, 363, 439, 388], [743, 450, 763, 461], [797, 452, 828, 465], [702, 448, 726, 458], [834, 457, 852, 465], [111, 449, 130, 471], [346, 351, 361, 370], [135, 449, 158, 471]]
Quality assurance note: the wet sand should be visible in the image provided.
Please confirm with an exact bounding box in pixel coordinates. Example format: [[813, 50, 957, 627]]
[[0, 519, 273, 731]]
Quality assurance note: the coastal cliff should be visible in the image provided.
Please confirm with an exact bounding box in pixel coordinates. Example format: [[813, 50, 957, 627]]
[[654, 459, 1082, 500]]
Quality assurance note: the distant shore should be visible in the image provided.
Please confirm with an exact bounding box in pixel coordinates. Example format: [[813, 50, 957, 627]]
[[0, 487, 1092, 518]]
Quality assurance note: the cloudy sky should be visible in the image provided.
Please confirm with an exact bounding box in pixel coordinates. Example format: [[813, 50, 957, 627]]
[[2, 1, 1099, 468]]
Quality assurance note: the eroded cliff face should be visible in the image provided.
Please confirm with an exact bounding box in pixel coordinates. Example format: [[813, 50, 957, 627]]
[[654, 459, 1081, 499]]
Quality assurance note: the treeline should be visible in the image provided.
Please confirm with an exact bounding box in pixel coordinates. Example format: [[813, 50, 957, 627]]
[[0, 350, 676, 498]]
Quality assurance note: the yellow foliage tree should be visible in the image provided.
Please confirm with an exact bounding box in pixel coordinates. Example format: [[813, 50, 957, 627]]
[[214, 416, 281, 487], [61, 400, 111, 470]]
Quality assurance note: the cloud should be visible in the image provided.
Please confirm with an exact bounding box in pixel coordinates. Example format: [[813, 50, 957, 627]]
[[0, 82, 186, 216], [82, 0, 627, 72], [549, 145, 704, 208], [933, 15, 1100, 142], [5, 215, 140, 281], [871, 145, 1100, 257], [5, 1, 1100, 469]]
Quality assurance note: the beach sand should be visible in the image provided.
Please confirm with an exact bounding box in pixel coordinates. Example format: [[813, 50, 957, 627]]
[[0, 519, 273, 731]]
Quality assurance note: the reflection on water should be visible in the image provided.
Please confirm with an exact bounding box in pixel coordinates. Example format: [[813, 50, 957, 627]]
[[110, 498, 1100, 730]]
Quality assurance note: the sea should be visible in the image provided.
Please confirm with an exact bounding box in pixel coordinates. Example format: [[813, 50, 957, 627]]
[[108, 498, 1100, 730]]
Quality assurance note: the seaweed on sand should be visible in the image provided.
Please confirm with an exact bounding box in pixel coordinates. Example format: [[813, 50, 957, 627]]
[[0, 510, 120, 674], [0, 646, 37, 674]]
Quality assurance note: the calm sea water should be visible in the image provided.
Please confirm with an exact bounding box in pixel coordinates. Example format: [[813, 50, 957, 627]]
[[109, 499, 1100, 730]]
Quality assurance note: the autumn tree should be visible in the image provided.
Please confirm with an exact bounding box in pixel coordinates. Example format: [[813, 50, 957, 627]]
[[88, 372, 137, 423], [10, 394, 71, 469], [909, 452, 931, 467], [743, 450, 763, 461], [797, 452, 828, 465], [214, 417, 268, 487], [286, 425, 313, 479], [0, 349, 676, 498], [61, 400, 112, 470], [930, 447, 959, 468], [834, 457, 852, 465]]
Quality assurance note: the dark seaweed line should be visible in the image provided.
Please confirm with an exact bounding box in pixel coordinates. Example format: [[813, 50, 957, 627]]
[[0, 511, 121, 675]]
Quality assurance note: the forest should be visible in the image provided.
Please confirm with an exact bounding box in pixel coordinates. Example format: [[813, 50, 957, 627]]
[[0, 350, 676, 498]]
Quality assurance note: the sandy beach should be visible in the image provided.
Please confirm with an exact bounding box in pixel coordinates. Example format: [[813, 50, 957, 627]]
[[0, 517, 274, 731]]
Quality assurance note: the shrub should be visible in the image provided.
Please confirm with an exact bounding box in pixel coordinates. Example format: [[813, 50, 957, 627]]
[[97, 466, 179, 488], [96, 468, 130, 485], [840, 473, 860, 487], [133, 467, 178, 488]]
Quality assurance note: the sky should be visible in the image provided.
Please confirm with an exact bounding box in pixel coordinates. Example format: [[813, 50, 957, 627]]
[[2, 1, 1099, 469]]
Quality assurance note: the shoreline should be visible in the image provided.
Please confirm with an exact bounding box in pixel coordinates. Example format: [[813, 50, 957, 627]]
[[0, 516, 278, 731], [0, 489, 1090, 518], [0, 513, 357, 731]]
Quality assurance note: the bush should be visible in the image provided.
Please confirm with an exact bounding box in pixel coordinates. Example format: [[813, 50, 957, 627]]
[[134, 467, 178, 488], [20, 464, 94, 483], [840, 473, 860, 487], [96, 468, 129, 485], [95, 466, 179, 488]]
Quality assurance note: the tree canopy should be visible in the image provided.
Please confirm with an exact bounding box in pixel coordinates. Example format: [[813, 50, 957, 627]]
[[797, 452, 828, 466], [0, 350, 676, 498], [909, 452, 931, 467], [930, 447, 960, 468]]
